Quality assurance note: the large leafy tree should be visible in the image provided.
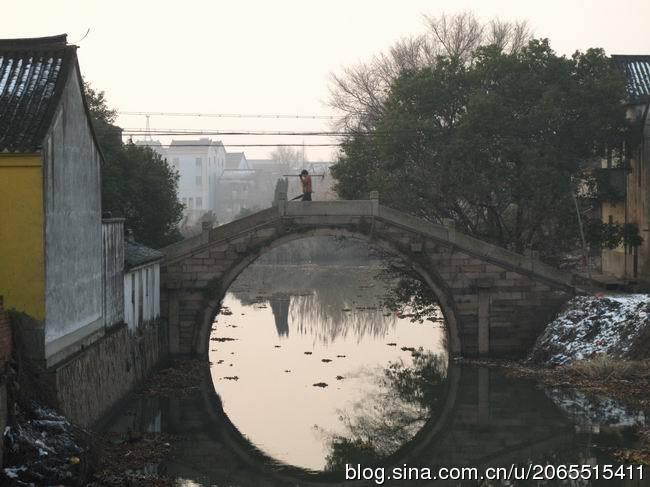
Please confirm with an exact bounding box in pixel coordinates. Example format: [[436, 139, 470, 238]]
[[84, 83, 183, 248], [331, 39, 630, 260]]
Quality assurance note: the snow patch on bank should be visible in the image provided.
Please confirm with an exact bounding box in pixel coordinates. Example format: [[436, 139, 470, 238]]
[[529, 294, 650, 365], [546, 387, 646, 428]]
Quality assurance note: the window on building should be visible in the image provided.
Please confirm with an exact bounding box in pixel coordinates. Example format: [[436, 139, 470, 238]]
[[196, 197, 203, 209], [182, 197, 187, 205], [196, 157, 202, 168], [189, 197, 194, 209], [196, 175, 202, 186], [608, 215, 614, 225]]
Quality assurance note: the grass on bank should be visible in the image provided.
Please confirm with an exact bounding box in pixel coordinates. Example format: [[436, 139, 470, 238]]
[[567, 355, 650, 381]]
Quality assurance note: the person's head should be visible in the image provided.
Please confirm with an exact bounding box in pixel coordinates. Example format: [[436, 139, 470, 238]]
[[301, 170, 308, 176]]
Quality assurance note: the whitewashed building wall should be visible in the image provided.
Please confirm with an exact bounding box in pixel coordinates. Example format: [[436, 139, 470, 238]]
[[124, 263, 160, 331]]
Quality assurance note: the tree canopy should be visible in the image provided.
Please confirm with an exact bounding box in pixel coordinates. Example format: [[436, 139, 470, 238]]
[[331, 37, 631, 260], [84, 83, 183, 248]]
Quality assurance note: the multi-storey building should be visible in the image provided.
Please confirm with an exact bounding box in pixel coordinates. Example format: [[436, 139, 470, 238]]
[[165, 138, 226, 223], [599, 55, 650, 282]]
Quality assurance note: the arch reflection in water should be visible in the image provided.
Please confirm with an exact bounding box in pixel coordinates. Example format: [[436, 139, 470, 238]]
[[209, 237, 448, 470], [105, 364, 647, 486]]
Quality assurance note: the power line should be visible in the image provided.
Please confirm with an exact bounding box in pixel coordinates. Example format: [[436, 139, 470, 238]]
[[131, 142, 343, 147], [121, 128, 423, 137], [118, 111, 341, 120], [122, 129, 346, 136]]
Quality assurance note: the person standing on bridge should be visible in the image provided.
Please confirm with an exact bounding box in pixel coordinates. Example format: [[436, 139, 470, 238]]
[[299, 169, 312, 201]]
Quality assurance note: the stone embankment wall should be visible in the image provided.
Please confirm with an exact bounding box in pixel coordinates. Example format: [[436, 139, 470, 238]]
[[44, 321, 167, 427]]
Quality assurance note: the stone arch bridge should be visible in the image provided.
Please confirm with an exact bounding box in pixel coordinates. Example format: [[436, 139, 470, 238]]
[[160, 195, 578, 358]]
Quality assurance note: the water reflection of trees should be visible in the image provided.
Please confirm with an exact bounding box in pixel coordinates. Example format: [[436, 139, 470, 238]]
[[380, 265, 444, 324], [230, 265, 402, 344], [324, 351, 448, 471]]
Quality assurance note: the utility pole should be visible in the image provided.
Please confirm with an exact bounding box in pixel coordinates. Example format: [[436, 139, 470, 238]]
[[144, 114, 152, 142], [571, 177, 591, 281]]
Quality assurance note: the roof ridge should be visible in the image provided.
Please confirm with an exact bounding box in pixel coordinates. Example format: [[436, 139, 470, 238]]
[[0, 34, 68, 50]]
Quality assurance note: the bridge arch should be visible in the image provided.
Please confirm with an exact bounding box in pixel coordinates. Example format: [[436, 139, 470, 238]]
[[161, 200, 575, 357], [195, 228, 461, 358]]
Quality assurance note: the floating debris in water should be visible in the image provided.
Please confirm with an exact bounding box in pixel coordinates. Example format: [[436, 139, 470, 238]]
[[217, 360, 224, 364], [304, 351, 313, 355], [321, 359, 332, 363], [336, 376, 345, 380], [221, 307, 233, 316], [274, 345, 281, 348], [401, 346, 416, 352], [284, 370, 291, 373], [387, 343, 397, 346], [211, 337, 237, 342], [342, 308, 351, 312], [223, 376, 239, 381], [313, 382, 328, 388], [336, 355, 346, 358]]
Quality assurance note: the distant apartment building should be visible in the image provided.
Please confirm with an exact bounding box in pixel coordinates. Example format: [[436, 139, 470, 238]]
[[216, 152, 256, 222], [164, 138, 226, 223], [140, 139, 334, 225]]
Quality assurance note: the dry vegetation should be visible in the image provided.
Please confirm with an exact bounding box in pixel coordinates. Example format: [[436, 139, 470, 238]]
[[465, 355, 650, 407]]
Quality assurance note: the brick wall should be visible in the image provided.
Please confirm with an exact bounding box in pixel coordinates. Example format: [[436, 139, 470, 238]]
[[0, 296, 12, 366]]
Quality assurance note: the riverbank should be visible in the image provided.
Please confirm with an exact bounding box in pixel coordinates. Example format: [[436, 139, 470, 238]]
[[464, 356, 650, 464], [464, 356, 650, 408], [88, 359, 208, 486]]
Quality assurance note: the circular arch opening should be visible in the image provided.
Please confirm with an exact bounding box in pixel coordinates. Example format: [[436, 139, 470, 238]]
[[196, 228, 461, 358], [201, 230, 460, 472]]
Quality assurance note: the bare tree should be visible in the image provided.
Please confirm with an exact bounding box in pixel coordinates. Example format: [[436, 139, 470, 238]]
[[270, 146, 307, 169], [425, 12, 484, 61], [329, 12, 532, 130]]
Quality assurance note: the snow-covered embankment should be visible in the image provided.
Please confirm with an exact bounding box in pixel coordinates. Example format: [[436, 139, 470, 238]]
[[528, 294, 650, 366]]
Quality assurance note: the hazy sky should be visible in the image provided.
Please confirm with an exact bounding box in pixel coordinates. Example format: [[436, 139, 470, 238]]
[[5, 0, 650, 160]]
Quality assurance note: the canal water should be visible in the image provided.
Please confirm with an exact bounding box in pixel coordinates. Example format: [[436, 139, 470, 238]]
[[104, 237, 649, 486]]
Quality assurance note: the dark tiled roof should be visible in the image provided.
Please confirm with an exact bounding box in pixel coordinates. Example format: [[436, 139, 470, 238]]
[[124, 240, 163, 269], [612, 55, 650, 103], [0, 34, 76, 152]]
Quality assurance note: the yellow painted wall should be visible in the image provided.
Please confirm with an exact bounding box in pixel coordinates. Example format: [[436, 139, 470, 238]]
[[0, 154, 45, 320]]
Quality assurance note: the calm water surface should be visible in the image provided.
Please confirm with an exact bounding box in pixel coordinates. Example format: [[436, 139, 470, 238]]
[[209, 264, 447, 471]]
